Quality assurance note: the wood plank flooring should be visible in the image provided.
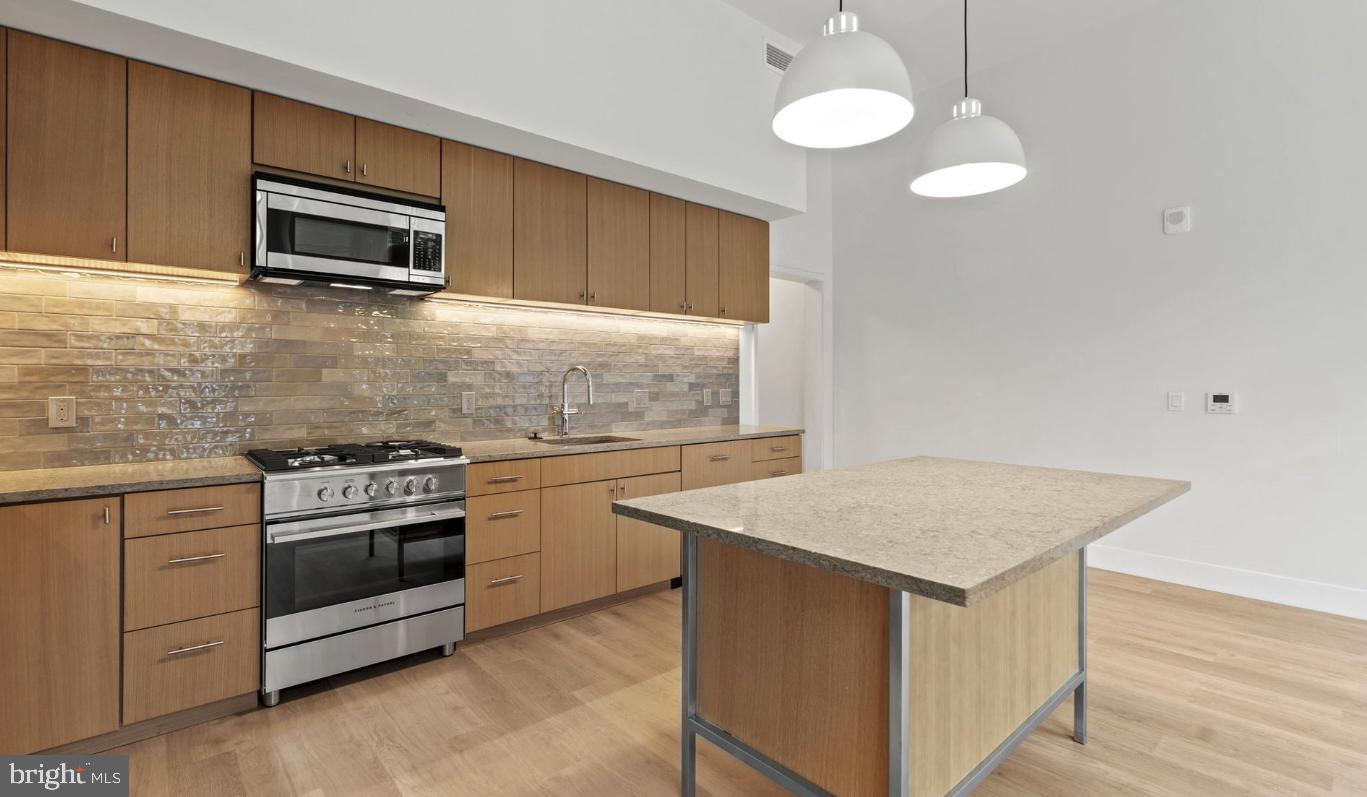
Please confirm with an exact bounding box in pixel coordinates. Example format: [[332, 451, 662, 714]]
[[110, 569, 1367, 796]]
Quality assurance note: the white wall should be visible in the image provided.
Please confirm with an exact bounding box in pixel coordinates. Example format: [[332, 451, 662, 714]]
[[832, 0, 1367, 618], [756, 277, 807, 425], [5, 0, 805, 217]]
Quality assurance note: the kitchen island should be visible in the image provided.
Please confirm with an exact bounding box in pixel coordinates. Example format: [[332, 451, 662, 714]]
[[613, 457, 1189, 797]]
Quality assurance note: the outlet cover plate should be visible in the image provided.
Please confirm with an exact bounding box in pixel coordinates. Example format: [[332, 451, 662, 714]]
[[719, 389, 732, 406], [48, 396, 76, 428], [461, 392, 475, 414]]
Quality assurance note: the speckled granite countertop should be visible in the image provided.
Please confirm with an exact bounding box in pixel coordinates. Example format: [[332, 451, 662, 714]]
[[0, 457, 262, 506], [454, 425, 802, 463], [613, 456, 1189, 607]]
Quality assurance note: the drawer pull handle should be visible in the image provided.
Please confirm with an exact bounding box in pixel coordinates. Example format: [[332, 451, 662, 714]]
[[103, 506, 110, 525], [488, 575, 523, 586], [709, 454, 731, 462], [166, 505, 225, 516], [166, 640, 224, 656], [487, 510, 523, 520], [770, 470, 788, 477], [770, 446, 787, 452], [487, 475, 524, 484], [167, 552, 226, 565]]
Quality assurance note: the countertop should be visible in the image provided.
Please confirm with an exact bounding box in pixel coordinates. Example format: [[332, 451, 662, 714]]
[[454, 425, 802, 463], [0, 457, 262, 507], [613, 456, 1189, 607]]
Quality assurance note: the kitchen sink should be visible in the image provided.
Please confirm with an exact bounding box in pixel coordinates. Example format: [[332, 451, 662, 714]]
[[534, 435, 640, 446]]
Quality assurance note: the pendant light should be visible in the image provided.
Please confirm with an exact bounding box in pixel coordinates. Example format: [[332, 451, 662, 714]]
[[771, 2, 914, 149], [910, 0, 1026, 197]]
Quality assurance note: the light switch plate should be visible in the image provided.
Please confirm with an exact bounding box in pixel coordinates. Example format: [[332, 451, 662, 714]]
[[461, 392, 475, 414], [633, 390, 649, 410], [1167, 391, 1185, 412], [719, 389, 732, 406], [703, 389, 711, 406], [48, 396, 76, 428], [1164, 206, 1192, 234]]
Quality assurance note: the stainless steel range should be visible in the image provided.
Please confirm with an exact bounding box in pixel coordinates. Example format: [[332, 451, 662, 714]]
[[247, 440, 468, 706]]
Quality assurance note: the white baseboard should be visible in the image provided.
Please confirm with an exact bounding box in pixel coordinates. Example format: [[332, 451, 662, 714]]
[[1087, 544, 1367, 621]]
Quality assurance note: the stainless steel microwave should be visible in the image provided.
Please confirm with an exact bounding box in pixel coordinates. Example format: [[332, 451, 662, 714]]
[[252, 174, 446, 294]]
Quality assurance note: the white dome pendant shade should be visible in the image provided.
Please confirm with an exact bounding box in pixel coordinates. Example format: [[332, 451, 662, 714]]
[[772, 11, 914, 149], [910, 0, 1027, 197], [909, 97, 1026, 197]]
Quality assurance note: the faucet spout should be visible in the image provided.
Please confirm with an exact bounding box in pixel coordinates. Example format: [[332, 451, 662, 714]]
[[555, 366, 594, 436]]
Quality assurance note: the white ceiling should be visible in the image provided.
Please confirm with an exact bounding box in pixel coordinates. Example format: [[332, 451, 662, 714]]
[[726, 0, 1172, 94]]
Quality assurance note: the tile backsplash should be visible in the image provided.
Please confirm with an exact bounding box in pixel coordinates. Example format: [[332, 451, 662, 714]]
[[0, 266, 740, 471]]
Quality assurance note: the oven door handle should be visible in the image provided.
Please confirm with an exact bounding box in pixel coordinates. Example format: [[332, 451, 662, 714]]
[[267, 505, 467, 544]]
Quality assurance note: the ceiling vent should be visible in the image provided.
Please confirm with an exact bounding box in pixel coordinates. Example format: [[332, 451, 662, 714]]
[[765, 41, 794, 73]]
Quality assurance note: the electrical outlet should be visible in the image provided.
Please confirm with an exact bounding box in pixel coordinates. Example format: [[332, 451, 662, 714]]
[[633, 390, 649, 410], [719, 389, 732, 406], [1167, 391, 1185, 412], [461, 392, 475, 414], [48, 396, 76, 428], [703, 389, 711, 406]]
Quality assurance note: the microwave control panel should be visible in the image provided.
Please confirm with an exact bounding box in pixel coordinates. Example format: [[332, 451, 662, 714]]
[[412, 230, 443, 273]]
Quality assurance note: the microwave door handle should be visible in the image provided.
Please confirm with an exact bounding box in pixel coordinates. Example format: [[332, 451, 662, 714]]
[[268, 506, 467, 544], [254, 190, 267, 269]]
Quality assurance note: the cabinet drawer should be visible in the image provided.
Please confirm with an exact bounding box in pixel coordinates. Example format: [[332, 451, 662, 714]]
[[681, 441, 750, 490], [750, 456, 803, 481], [124, 483, 260, 538], [466, 553, 541, 632], [122, 608, 259, 724], [468, 490, 541, 565], [750, 435, 802, 463], [468, 459, 541, 497], [124, 525, 260, 631], [540, 446, 681, 487]]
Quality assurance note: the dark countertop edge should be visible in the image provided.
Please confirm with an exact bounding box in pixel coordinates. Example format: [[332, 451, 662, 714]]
[[460, 428, 804, 463], [614, 478, 1192, 608], [0, 471, 262, 508]]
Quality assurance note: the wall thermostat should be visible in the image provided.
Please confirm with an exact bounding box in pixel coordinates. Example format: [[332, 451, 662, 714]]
[[1206, 392, 1237, 414], [1164, 206, 1192, 234]]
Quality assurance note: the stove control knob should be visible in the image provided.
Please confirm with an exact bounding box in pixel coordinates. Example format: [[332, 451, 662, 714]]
[[342, 484, 358, 499], [423, 476, 438, 493], [317, 485, 334, 502], [404, 478, 417, 496], [364, 482, 379, 498], [385, 479, 398, 496]]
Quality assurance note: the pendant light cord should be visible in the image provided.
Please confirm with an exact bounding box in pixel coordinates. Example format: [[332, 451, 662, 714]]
[[963, 0, 969, 97]]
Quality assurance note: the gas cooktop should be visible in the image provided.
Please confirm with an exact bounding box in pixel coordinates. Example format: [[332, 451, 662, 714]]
[[246, 440, 465, 473]]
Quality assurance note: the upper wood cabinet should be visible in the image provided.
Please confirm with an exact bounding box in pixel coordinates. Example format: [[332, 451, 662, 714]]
[[587, 177, 650, 311], [355, 117, 440, 197], [0, 497, 121, 754], [442, 140, 513, 297], [7, 32, 126, 260], [685, 203, 720, 318], [0, 32, 6, 248], [513, 158, 587, 305], [128, 63, 251, 273], [649, 193, 686, 314], [718, 210, 770, 323], [253, 93, 355, 182]]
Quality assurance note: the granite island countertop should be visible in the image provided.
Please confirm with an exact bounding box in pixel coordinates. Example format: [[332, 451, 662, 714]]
[[452, 425, 802, 463], [613, 456, 1189, 606], [0, 456, 262, 507]]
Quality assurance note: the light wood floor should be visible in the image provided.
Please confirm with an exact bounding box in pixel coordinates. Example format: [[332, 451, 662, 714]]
[[112, 570, 1367, 796]]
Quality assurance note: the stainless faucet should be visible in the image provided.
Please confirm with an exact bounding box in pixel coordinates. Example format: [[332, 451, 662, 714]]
[[553, 366, 594, 436]]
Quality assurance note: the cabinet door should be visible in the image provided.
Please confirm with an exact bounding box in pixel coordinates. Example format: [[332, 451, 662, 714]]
[[513, 158, 587, 305], [587, 177, 650, 311], [541, 479, 617, 612], [684, 203, 719, 317], [252, 92, 355, 181], [649, 193, 686, 314], [355, 117, 440, 197], [128, 62, 251, 273], [0, 497, 120, 753], [616, 472, 682, 592], [7, 32, 126, 260], [718, 211, 770, 323], [441, 140, 513, 297]]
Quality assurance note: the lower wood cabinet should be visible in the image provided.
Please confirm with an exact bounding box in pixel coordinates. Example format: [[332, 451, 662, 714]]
[[122, 608, 259, 725], [0, 497, 121, 754], [123, 524, 260, 631], [616, 472, 683, 592], [467, 490, 541, 564], [541, 479, 619, 612], [681, 440, 750, 490], [466, 553, 541, 632], [750, 456, 803, 481]]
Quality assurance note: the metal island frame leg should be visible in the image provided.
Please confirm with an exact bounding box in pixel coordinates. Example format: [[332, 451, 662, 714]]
[[680, 533, 1090, 797]]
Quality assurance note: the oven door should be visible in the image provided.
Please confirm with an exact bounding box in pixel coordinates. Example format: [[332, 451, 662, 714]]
[[260, 191, 416, 285], [265, 501, 466, 649]]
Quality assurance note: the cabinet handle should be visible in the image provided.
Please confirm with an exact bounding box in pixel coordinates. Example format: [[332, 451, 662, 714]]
[[166, 505, 225, 516], [609, 485, 617, 497], [167, 552, 226, 565], [686, 303, 694, 312], [488, 575, 523, 586], [487, 475, 523, 484], [345, 159, 353, 174], [103, 506, 110, 525], [619, 483, 627, 496], [166, 640, 224, 656], [487, 510, 523, 520], [589, 291, 597, 302], [578, 290, 587, 300], [111, 237, 118, 254], [709, 454, 731, 462], [240, 251, 245, 267], [719, 305, 727, 315], [679, 302, 686, 310], [770, 446, 787, 453], [361, 163, 368, 177], [770, 470, 788, 477]]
